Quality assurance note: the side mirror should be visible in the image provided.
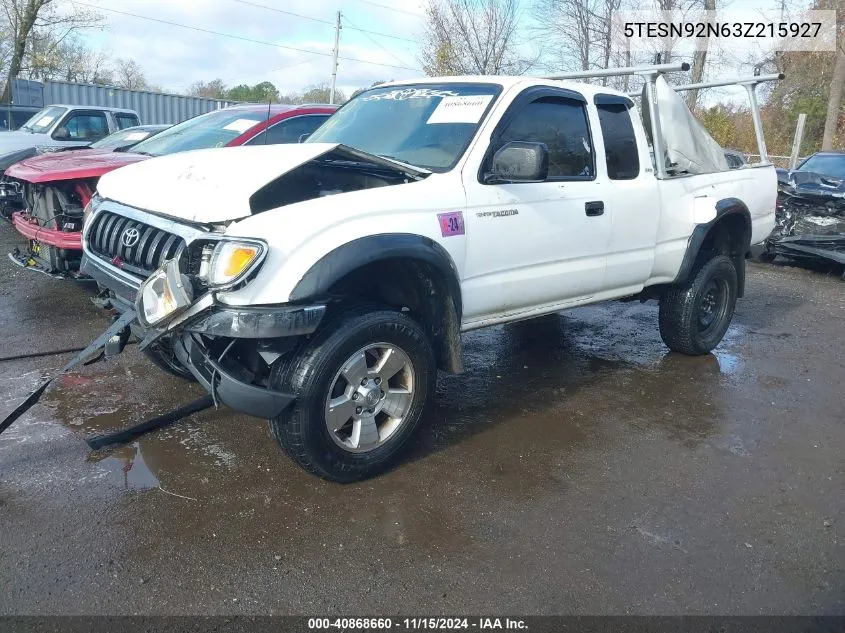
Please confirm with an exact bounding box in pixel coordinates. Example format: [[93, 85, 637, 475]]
[[52, 126, 70, 140], [298, 133, 311, 143], [485, 141, 549, 183]]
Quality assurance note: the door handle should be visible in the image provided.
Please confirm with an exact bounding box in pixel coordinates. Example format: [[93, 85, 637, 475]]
[[585, 201, 604, 216]]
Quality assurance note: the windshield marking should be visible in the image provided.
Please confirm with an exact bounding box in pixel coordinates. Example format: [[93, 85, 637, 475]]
[[223, 118, 259, 133], [427, 95, 493, 124], [361, 88, 459, 101]]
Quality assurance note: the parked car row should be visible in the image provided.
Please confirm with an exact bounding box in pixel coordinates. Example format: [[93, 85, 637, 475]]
[[2, 103, 336, 274], [0, 70, 784, 481]]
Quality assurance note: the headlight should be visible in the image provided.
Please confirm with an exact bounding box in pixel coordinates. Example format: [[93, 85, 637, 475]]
[[137, 259, 193, 327], [207, 239, 266, 288]]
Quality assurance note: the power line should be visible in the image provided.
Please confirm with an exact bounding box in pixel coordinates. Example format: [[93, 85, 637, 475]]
[[345, 0, 424, 17], [232, 0, 334, 26], [342, 15, 420, 72], [72, 1, 420, 72], [233, 0, 419, 44]]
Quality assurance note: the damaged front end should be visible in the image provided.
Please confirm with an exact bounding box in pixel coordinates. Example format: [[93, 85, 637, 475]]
[[128, 252, 327, 420], [765, 169, 845, 267], [84, 143, 421, 419]]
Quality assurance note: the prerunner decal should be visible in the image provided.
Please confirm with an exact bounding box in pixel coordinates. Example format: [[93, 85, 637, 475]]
[[427, 95, 493, 124], [362, 88, 459, 101], [438, 211, 465, 237]]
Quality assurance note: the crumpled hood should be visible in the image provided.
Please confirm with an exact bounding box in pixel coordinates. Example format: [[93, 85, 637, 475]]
[[6, 148, 147, 183], [96, 143, 428, 223], [777, 168, 845, 204]]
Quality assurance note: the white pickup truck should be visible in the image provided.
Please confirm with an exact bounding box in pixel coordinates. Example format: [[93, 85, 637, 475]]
[[81, 68, 776, 481]]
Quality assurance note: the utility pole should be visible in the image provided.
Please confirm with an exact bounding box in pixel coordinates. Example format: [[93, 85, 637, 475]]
[[330, 11, 342, 105]]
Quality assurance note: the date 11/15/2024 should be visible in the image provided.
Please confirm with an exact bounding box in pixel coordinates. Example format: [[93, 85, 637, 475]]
[[308, 617, 527, 630]]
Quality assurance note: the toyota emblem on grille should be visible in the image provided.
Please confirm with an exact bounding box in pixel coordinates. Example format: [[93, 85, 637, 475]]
[[121, 227, 140, 247]]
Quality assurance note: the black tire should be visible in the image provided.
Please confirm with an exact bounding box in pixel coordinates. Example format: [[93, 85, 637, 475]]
[[659, 254, 738, 356], [268, 307, 436, 483], [143, 338, 196, 381]]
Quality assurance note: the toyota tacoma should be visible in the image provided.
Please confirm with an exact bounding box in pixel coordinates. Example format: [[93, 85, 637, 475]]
[[81, 71, 777, 481]]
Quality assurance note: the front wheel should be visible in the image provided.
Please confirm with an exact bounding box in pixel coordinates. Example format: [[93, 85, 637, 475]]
[[143, 338, 196, 381], [659, 254, 738, 355], [269, 307, 436, 482]]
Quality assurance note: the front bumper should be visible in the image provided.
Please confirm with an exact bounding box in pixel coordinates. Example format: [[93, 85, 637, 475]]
[[12, 212, 83, 250], [173, 332, 295, 419], [82, 253, 142, 308]]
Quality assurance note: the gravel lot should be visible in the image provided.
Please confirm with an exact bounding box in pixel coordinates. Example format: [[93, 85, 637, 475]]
[[0, 221, 843, 615]]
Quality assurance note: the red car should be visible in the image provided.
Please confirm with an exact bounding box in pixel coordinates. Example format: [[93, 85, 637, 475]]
[[7, 103, 337, 275]]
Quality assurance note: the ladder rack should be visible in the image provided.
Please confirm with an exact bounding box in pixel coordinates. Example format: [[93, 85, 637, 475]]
[[627, 73, 785, 167], [544, 62, 689, 81]]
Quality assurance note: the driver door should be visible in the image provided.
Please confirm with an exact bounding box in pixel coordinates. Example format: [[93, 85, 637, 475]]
[[460, 88, 611, 323]]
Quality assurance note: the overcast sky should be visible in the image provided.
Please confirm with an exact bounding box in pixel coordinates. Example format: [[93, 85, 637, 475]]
[[80, 0, 428, 96], [75, 0, 809, 103]]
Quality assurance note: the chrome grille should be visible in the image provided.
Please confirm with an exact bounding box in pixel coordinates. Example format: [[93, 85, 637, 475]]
[[87, 210, 185, 276]]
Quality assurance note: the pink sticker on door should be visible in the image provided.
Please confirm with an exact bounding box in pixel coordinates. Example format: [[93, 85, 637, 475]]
[[438, 211, 465, 237]]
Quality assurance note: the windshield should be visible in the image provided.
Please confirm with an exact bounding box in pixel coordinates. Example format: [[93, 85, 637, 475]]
[[90, 127, 157, 149], [797, 154, 845, 180], [129, 109, 266, 157], [20, 106, 67, 133], [307, 83, 501, 171]]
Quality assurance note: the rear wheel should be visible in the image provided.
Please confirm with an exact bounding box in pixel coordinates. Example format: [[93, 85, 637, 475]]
[[659, 254, 738, 355], [268, 307, 435, 482]]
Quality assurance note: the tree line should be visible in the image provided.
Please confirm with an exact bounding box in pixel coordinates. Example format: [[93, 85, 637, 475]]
[[1, 0, 841, 153], [420, 0, 844, 154]]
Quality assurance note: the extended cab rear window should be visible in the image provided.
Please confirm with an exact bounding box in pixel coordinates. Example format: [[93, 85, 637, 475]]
[[595, 100, 639, 180], [116, 113, 141, 129]]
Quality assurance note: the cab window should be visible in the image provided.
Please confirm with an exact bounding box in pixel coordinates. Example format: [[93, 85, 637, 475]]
[[496, 97, 594, 180], [115, 113, 141, 129], [54, 111, 109, 140], [596, 103, 640, 180]]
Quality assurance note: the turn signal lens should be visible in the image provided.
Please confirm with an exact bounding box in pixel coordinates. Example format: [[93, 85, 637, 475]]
[[224, 246, 259, 276], [208, 240, 265, 287]]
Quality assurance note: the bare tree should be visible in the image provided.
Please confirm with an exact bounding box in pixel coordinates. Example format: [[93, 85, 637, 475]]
[[0, 0, 102, 99], [26, 33, 111, 83], [189, 78, 228, 100], [114, 58, 148, 90], [533, 0, 642, 89], [821, 0, 844, 149], [685, 0, 716, 109], [421, 0, 535, 75]]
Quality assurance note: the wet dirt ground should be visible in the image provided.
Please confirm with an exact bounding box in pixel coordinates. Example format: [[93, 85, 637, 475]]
[[0, 223, 843, 615]]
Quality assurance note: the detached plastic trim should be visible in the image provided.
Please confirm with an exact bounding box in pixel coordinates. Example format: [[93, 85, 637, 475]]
[[174, 333, 294, 420], [186, 304, 326, 338]]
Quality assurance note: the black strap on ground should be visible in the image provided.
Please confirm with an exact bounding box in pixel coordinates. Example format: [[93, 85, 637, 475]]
[[86, 395, 214, 450], [0, 310, 137, 437]]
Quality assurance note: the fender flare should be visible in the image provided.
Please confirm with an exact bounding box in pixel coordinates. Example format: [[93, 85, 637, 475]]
[[289, 233, 463, 320], [673, 198, 752, 294]]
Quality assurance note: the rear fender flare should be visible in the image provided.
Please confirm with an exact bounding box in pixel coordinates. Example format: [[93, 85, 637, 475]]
[[673, 198, 752, 296]]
